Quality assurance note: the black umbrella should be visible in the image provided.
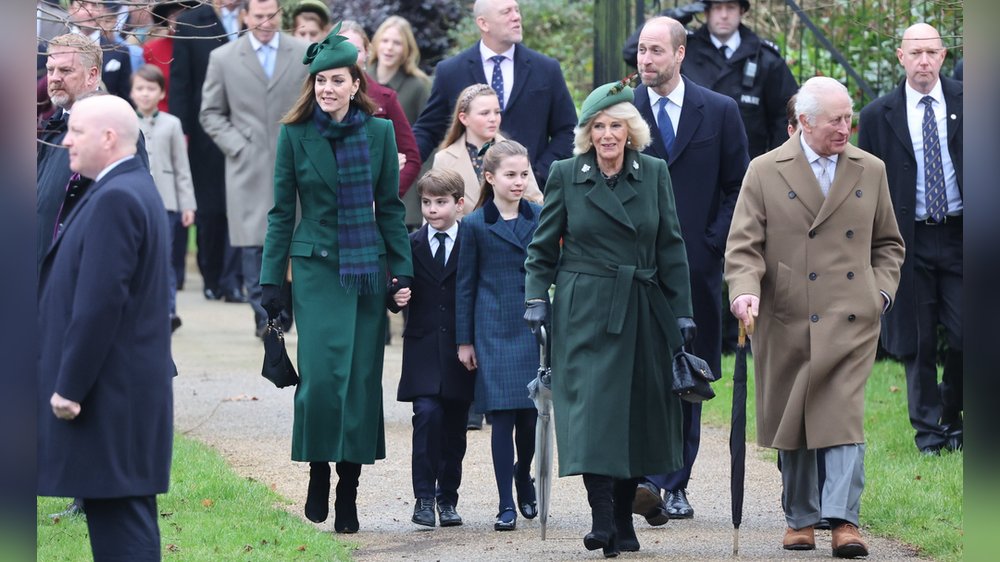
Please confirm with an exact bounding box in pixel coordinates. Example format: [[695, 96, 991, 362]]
[[729, 313, 754, 555]]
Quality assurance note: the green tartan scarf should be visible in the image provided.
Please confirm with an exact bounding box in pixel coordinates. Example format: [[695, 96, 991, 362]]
[[313, 105, 380, 294]]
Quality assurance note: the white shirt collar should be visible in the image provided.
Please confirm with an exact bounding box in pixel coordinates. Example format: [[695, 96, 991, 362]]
[[95, 155, 135, 183], [248, 32, 278, 51], [70, 28, 101, 44], [799, 133, 838, 167], [710, 32, 741, 56], [429, 221, 459, 241], [648, 77, 685, 110], [904, 78, 944, 110], [479, 41, 515, 64]]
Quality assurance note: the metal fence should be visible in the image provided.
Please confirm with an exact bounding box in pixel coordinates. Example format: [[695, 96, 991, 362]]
[[642, 0, 963, 107]]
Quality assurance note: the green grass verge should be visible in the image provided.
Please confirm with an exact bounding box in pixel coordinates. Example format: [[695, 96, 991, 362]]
[[37, 434, 352, 561], [704, 355, 963, 562]]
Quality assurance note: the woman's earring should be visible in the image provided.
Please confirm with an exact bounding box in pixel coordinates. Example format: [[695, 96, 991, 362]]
[[350, 94, 355, 101]]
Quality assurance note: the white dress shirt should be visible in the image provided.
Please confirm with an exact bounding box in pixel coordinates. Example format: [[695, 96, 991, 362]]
[[428, 222, 459, 264], [647, 78, 685, 137], [904, 80, 962, 220], [95, 155, 136, 183], [710, 32, 742, 59], [479, 42, 515, 109]]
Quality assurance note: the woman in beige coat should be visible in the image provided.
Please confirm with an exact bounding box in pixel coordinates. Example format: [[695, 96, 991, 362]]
[[431, 84, 542, 217]]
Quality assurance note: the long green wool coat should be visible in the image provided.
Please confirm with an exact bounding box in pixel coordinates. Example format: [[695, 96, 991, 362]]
[[524, 149, 693, 478], [261, 116, 413, 463]]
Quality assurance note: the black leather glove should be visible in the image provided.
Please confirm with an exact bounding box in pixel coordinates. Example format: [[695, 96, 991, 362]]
[[261, 284, 283, 320], [388, 275, 412, 296], [524, 299, 550, 344], [677, 316, 697, 347]]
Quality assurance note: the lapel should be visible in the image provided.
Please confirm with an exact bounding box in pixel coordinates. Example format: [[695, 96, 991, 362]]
[[238, 35, 269, 85], [775, 132, 823, 219], [445, 222, 461, 278], [464, 43, 489, 85], [883, 82, 916, 162], [575, 152, 636, 232], [505, 44, 531, 109], [268, 33, 294, 91], [670, 78, 704, 166], [412, 224, 438, 279], [634, 86, 669, 161], [483, 199, 531, 250], [813, 145, 864, 227], [941, 76, 962, 145]]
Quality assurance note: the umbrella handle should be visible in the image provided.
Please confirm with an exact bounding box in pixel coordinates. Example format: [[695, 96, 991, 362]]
[[539, 324, 548, 367], [737, 306, 755, 346]]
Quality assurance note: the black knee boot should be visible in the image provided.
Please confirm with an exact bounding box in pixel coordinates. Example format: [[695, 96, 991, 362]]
[[583, 474, 618, 557], [334, 462, 361, 533], [304, 462, 331, 523], [613, 478, 640, 552]]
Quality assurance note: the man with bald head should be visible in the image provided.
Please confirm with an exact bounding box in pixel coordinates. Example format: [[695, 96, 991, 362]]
[[727, 76, 904, 557], [859, 23, 963, 457], [630, 15, 749, 526], [411, 0, 576, 188], [38, 95, 174, 561]]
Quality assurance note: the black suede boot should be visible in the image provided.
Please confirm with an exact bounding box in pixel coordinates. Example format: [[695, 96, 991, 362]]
[[333, 462, 361, 533], [613, 478, 640, 552], [304, 462, 331, 523], [582, 474, 616, 556]]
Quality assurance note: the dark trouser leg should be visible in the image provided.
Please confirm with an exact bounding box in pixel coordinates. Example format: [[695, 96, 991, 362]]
[[195, 212, 226, 295], [280, 280, 294, 331], [166, 212, 179, 316], [649, 400, 702, 491], [219, 228, 242, 296], [411, 397, 444, 501], [334, 462, 361, 533], [85, 495, 160, 562], [937, 222, 963, 430], [171, 214, 188, 290], [437, 399, 471, 507], [240, 246, 265, 330]]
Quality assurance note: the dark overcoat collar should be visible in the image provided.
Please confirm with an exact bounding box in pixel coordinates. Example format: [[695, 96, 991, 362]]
[[482, 198, 535, 250]]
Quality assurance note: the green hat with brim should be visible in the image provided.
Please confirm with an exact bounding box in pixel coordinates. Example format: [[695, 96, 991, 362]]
[[303, 22, 358, 74], [578, 79, 635, 127]]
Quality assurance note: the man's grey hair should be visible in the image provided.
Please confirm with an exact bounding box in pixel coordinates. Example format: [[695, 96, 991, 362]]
[[795, 76, 850, 126]]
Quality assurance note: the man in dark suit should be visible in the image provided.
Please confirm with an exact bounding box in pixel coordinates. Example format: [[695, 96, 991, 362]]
[[411, 0, 576, 188], [392, 170, 475, 528], [170, 0, 246, 303], [858, 23, 963, 455], [630, 16, 749, 524], [38, 95, 173, 561], [38, 34, 149, 271]]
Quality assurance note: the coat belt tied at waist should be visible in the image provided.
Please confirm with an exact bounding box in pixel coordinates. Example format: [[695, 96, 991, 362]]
[[558, 255, 668, 335]]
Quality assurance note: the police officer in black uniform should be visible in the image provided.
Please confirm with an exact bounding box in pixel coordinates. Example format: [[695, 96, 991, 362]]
[[682, 0, 798, 158]]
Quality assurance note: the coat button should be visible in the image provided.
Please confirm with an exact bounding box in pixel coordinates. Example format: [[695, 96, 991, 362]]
[[847, 271, 855, 279], [440, 327, 447, 332], [808, 229, 817, 238], [848, 314, 857, 322], [846, 230, 854, 239], [810, 314, 819, 322], [855, 189, 863, 198], [901, 207, 909, 216], [439, 305, 446, 311], [320, 250, 329, 257], [788, 191, 797, 199], [809, 272, 817, 280]]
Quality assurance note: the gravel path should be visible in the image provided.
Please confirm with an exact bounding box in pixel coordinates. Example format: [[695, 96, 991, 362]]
[[171, 274, 928, 561]]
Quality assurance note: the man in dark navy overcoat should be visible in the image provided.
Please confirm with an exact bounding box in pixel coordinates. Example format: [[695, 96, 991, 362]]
[[38, 95, 173, 561]]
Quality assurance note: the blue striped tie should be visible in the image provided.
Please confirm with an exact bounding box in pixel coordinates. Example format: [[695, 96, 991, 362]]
[[658, 97, 675, 157], [921, 96, 947, 223], [490, 55, 505, 112]]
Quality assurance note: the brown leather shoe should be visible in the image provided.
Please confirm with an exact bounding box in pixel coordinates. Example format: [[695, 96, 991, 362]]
[[832, 522, 869, 558], [782, 526, 816, 550]]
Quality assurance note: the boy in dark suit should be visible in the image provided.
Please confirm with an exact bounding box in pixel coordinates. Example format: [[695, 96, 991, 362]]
[[390, 169, 475, 528]]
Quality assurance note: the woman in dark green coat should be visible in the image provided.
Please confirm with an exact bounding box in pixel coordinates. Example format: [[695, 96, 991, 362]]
[[524, 81, 693, 556], [259, 27, 413, 533]]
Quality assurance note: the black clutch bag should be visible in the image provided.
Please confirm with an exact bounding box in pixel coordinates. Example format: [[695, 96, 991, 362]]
[[261, 319, 299, 388], [671, 348, 719, 403]]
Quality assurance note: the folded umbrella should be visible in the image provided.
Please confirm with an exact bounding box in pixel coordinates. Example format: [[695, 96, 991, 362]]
[[527, 325, 554, 540], [729, 312, 754, 555]]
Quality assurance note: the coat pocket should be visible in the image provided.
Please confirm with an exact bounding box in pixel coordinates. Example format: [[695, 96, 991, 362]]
[[289, 241, 314, 258], [771, 261, 794, 324]]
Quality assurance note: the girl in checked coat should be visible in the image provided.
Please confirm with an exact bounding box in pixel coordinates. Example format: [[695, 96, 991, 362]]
[[455, 140, 541, 532]]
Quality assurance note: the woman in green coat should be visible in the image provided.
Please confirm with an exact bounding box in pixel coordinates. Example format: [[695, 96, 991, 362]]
[[259, 27, 413, 533], [524, 81, 693, 557]]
